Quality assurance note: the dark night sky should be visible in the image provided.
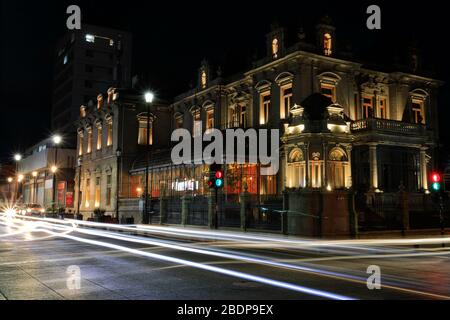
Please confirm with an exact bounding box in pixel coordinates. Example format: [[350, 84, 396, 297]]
[[1, 0, 450, 162]]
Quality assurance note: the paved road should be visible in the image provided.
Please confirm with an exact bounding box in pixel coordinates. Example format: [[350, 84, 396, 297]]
[[0, 216, 449, 300]]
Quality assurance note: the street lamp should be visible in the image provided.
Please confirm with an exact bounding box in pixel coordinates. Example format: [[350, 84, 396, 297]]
[[143, 91, 154, 224], [76, 157, 82, 217], [32, 171, 38, 204], [13, 154, 22, 203], [51, 135, 62, 213], [145, 92, 154, 104], [115, 149, 122, 220], [53, 135, 63, 145]]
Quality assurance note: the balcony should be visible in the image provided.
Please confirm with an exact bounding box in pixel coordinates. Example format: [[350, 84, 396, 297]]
[[220, 121, 249, 130], [351, 118, 425, 136]]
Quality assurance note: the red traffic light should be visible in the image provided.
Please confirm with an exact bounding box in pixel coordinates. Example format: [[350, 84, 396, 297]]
[[431, 172, 441, 183], [215, 171, 223, 179], [208, 180, 213, 187]]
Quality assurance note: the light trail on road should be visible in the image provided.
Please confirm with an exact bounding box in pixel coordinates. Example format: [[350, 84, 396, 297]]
[[2, 215, 450, 299], [6, 213, 449, 254], [0, 219, 354, 300]]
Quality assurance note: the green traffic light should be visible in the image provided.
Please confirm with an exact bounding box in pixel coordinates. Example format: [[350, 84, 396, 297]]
[[215, 179, 224, 188], [432, 182, 441, 191]]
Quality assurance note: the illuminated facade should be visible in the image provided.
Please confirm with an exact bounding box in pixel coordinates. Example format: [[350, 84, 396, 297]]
[[74, 88, 171, 219], [75, 18, 442, 229]]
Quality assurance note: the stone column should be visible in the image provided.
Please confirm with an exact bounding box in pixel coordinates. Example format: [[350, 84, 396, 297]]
[[323, 142, 328, 189], [420, 147, 429, 193], [369, 144, 379, 192], [304, 143, 310, 188], [346, 146, 353, 188]]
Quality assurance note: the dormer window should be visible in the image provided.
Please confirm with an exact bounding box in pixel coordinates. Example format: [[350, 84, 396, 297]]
[[323, 33, 332, 56], [107, 88, 115, 104], [201, 70, 207, 89], [97, 94, 104, 110], [272, 38, 279, 59]]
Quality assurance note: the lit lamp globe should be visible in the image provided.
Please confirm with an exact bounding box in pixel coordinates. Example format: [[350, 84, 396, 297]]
[[53, 135, 62, 145], [144, 92, 154, 104], [14, 154, 22, 162], [51, 166, 58, 174]]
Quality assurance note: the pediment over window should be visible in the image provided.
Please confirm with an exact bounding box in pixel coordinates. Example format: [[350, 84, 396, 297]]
[[255, 80, 272, 93], [202, 100, 215, 111], [317, 72, 341, 86], [275, 72, 294, 86], [189, 105, 201, 114], [410, 88, 429, 99]]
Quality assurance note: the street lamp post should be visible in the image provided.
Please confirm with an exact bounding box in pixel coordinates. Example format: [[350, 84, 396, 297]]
[[144, 92, 154, 225], [115, 148, 122, 221], [32, 171, 38, 204], [76, 157, 82, 217], [52, 135, 62, 213], [7, 177, 13, 198], [13, 154, 22, 203]]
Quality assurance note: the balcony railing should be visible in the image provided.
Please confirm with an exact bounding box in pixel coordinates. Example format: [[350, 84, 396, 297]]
[[351, 118, 425, 136], [220, 121, 249, 130]]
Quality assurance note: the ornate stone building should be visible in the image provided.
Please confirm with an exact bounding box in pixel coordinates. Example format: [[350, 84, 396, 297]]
[[75, 88, 171, 220], [75, 18, 443, 233]]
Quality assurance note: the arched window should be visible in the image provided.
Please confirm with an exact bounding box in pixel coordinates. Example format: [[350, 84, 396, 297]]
[[328, 148, 349, 189], [287, 149, 306, 188], [329, 148, 347, 161], [323, 33, 332, 56], [289, 149, 304, 163]]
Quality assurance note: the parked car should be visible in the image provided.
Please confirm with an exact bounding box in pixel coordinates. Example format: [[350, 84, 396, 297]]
[[18, 204, 45, 217]]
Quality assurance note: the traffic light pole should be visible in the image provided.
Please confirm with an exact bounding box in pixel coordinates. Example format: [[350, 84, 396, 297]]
[[439, 194, 444, 236], [215, 188, 218, 229]]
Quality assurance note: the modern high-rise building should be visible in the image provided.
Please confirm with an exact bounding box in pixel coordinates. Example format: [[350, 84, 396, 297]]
[[52, 24, 132, 136]]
